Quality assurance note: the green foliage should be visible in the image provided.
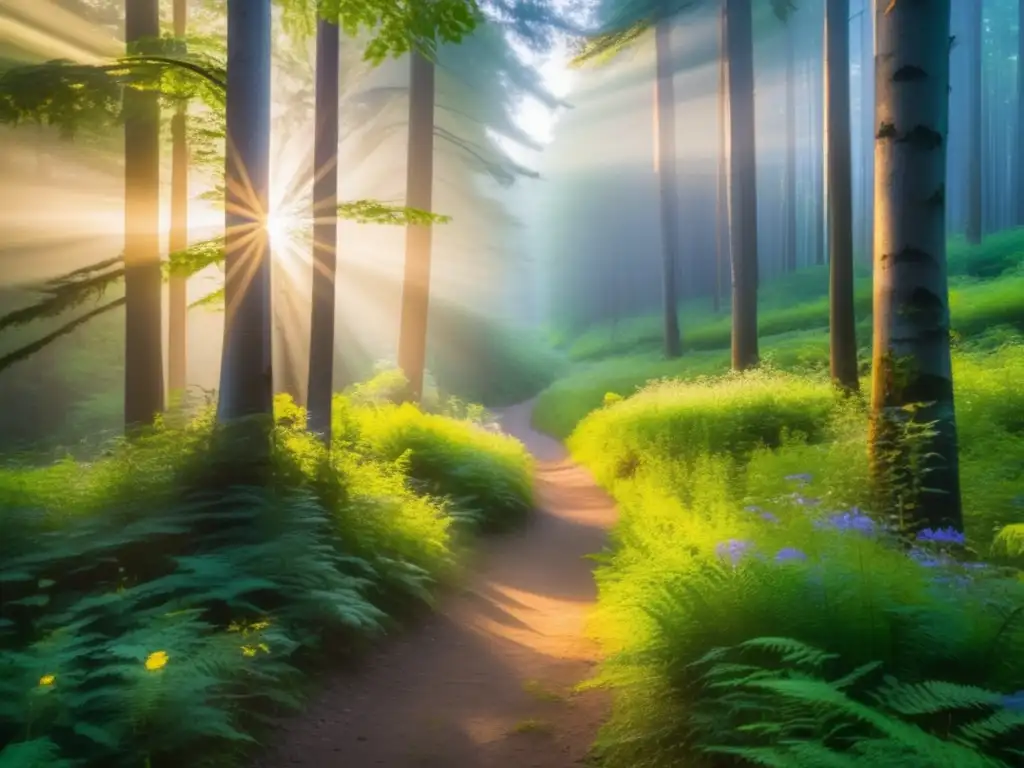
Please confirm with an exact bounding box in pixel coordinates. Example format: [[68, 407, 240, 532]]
[[691, 640, 1024, 767], [568, 370, 1024, 766], [336, 200, 452, 226], [535, 231, 1024, 439], [280, 0, 483, 63], [0, 389, 533, 766], [546, 232, 1024, 765]]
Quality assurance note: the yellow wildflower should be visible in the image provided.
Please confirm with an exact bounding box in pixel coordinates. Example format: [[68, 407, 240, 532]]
[[144, 651, 169, 671], [39, 674, 55, 687]]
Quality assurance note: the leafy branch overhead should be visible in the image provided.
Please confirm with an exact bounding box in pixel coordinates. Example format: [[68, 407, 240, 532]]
[[280, 0, 483, 62], [0, 37, 227, 137], [570, 0, 797, 68]]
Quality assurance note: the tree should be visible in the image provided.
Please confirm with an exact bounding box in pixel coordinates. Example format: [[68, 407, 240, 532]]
[[824, 0, 857, 392], [965, 0, 982, 244], [215, 0, 274, 424], [653, 7, 683, 358], [724, 0, 758, 371], [306, 14, 340, 442], [396, 50, 437, 405], [782, 7, 797, 273], [124, 0, 165, 429], [169, 0, 189, 398], [1017, 0, 1024, 225], [869, 0, 963, 532], [714, 0, 731, 314]]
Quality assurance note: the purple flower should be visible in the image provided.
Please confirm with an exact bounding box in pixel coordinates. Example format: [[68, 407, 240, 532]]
[[908, 547, 951, 568], [1003, 691, 1024, 712], [785, 473, 813, 485], [916, 527, 966, 547], [818, 508, 877, 534], [743, 505, 780, 524], [716, 539, 755, 567], [775, 547, 807, 563]]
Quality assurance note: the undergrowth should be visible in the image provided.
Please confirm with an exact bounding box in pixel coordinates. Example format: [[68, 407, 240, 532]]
[[548, 230, 1024, 767], [0, 387, 533, 767], [571, 363, 1024, 766]]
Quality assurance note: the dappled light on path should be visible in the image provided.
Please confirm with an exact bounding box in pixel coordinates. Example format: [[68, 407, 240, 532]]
[[254, 399, 617, 767]]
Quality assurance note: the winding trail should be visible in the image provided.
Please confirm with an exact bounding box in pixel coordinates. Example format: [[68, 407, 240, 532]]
[[256, 399, 617, 767]]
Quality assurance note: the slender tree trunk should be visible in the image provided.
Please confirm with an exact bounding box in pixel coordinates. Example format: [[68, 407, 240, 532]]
[[860, 0, 874, 262], [966, 0, 983, 244], [396, 51, 436, 404], [714, 1, 730, 313], [825, 0, 858, 392], [654, 14, 682, 357], [813, 54, 826, 267], [217, 0, 274, 422], [784, 18, 797, 273], [306, 16, 340, 442], [168, 0, 188, 400], [124, 0, 164, 429], [1017, 0, 1024, 223], [724, 0, 758, 370], [869, 0, 963, 532]]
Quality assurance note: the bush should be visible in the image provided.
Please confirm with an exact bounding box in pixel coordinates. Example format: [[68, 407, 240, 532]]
[[0, 391, 533, 767]]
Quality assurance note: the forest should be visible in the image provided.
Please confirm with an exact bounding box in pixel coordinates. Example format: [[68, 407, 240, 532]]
[[0, 0, 1022, 766]]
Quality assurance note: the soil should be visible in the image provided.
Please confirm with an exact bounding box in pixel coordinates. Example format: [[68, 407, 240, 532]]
[[253, 399, 618, 768]]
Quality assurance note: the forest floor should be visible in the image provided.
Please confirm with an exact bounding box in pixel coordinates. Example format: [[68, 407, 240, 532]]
[[254, 399, 615, 768]]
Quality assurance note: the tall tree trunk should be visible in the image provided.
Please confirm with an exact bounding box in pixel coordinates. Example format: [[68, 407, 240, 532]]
[[825, 0, 858, 392], [124, 0, 164, 429], [306, 16, 340, 442], [724, 0, 758, 370], [783, 17, 797, 273], [217, 0, 274, 422], [714, 0, 730, 313], [396, 51, 436, 404], [860, 0, 874, 262], [966, 0, 982, 245], [1017, 0, 1024, 223], [654, 14, 682, 357], [869, 0, 963, 532], [168, 0, 188, 400]]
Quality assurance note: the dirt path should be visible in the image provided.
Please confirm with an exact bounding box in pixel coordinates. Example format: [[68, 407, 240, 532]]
[[254, 399, 616, 767]]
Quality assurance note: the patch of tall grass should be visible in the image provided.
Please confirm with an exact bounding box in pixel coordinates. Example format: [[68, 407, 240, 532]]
[[0, 388, 533, 768]]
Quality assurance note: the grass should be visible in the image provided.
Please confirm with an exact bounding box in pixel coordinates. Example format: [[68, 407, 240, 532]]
[[537, 231, 1024, 766], [0, 384, 534, 768]]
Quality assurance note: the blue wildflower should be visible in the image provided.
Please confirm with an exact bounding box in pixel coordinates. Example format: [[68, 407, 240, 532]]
[[916, 527, 966, 547], [1003, 691, 1024, 712], [820, 508, 877, 534], [716, 539, 754, 567], [775, 547, 807, 563], [908, 547, 951, 568], [784, 473, 813, 485]]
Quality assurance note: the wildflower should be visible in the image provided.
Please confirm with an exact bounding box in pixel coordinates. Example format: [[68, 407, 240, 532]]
[[38, 674, 55, 687], [1003, 691, 1024, 712], [916, 527, 966, 547], [745, 505, 778, 523], [819, 508, 877, 534], [908, 547, 951, 568], [775, 547, 807, 563], [144, 651, 169, 671], [784, 473, 813, 485], [716, 539, 755, 567]]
